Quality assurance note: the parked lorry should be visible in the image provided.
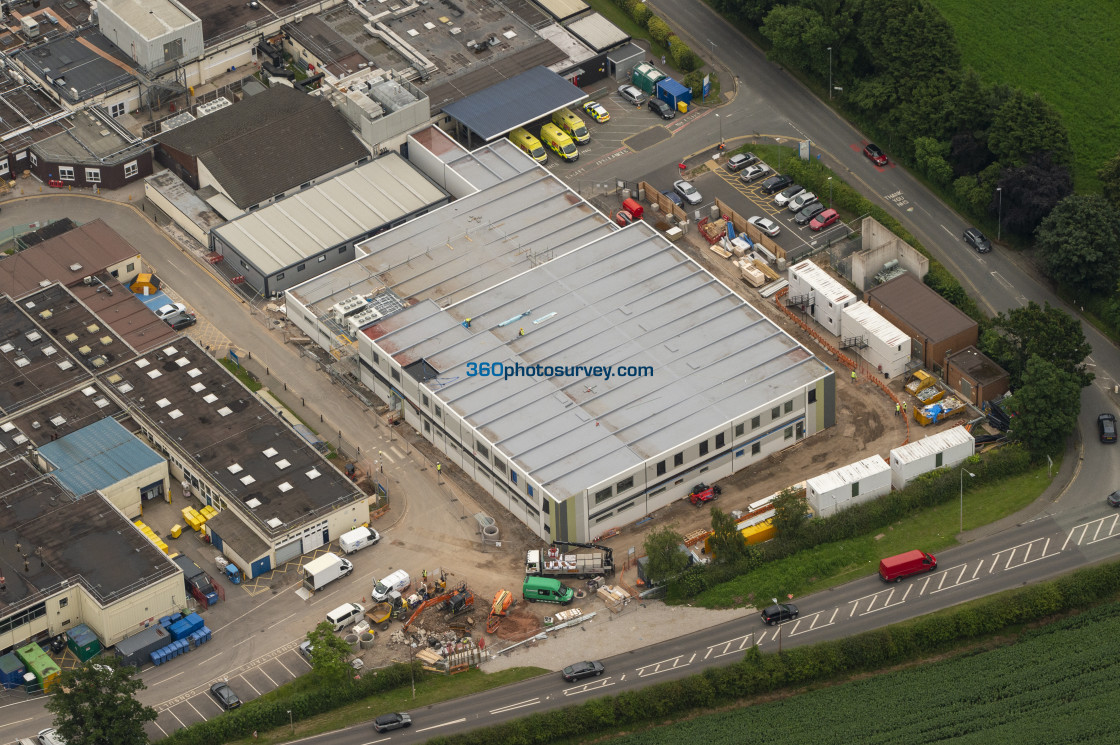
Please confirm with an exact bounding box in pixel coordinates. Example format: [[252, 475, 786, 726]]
[[172, 554, 219, 606], [525, 541, 614, 579], [339, 526, 380, 554], [879, 550, 937, 582], [302, 552, 353, 591]]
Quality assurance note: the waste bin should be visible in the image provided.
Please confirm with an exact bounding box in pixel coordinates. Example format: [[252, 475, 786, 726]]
[[170, 524, 182, 539]]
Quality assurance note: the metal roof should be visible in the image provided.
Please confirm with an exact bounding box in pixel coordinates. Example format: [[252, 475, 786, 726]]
[[842, 301, 909, 347], [368, 220, 832, 500], [441, 66, 586, 141], [534, 0, 588, 21], [100, 0, 198, 37], [39, 417, 164, 496], [890, 425, 974, 465], [212, 155, 447, 276], [565, 13, 631, 52], [807, 455, 890, 494]]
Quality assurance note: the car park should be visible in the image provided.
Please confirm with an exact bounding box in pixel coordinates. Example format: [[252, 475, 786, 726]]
[[155, 302, 189, 321], [761, 603, 799, 625], [794, 202, 827, 226], [740, 164, 771, 183], [748, 215, 781, 237], [809, 209, 839, 231], [673, 179, 701, 205], [863, 143, 888, 166], [725, 152, 758, 172], [1100, 413, 1117, 443], [562, 660, 605, 682], [617, 84, 643, 105], [373, 713, 412, 733], [1108, 491, 1120, 508], [662, 189, 683, 206], [963, 227, 992, 253], [773, 184, 805, 207], [787, 192, 818, 213], [210, 682, 241, 710], [648, 98, 675, 120], [169, 315, 196, 330], [761, 174, 793, 194], [582, 101, 610, 123]]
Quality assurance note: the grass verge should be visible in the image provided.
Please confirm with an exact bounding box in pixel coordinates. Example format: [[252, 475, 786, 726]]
[[219, 358, 262, 392], [223, 667, 548, 745], [693, 456, 1059, 609]]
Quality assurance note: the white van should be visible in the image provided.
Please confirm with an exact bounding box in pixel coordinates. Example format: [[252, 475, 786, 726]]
[[38, 730, 67, 745], [339, 526, 380, 554], [371, 569, 411, 602], [325, 602, 364, 632]]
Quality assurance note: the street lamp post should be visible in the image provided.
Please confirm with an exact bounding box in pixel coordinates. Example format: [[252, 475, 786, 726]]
[[288, 709, 294, 734], [776, 137, 783, 171], [409, 642, 417, 699], [828, 176, 833, 207], [716, 113, 724, 149], [996, 187, 1003, 242], [827, 47, 832, 100], [960, 468, 975, 533]]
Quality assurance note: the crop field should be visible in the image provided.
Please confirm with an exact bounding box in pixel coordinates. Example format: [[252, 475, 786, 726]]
[[601, 601, 1120, 744], [931, 0, 1120, 192]]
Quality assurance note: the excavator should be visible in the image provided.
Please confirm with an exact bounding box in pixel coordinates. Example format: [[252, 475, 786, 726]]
[[486, 589, 514, 633], [401, 583, 475, 631]]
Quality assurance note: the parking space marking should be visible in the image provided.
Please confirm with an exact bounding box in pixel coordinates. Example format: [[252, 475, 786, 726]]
[[150, 719, 168, 738], [562, 678, 615, 696], [184, 699, 207, 722], [635, 653, 695, 677], [167, 707, 186, 729], [256, 666, 278, 687], [275, 657, 296, 678], [238, 673, 261, 697]]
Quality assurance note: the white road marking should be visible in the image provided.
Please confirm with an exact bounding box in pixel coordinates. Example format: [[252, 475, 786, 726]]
[[415, 717, 467, 733], [257, 666, 278, 687], [275, 657, 296, 678], [390, 446, 405, 460], [562, 678, 615, 696], [0, 717, 32, 731], [238, 673, 261, 696], [167, 707, 186, 729], [185, 699, 207, 721], [265, 612, 297, 631], [489, 698, 540, 714]]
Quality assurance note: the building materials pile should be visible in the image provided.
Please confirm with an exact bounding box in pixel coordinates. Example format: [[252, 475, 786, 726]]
[[596, 584, 632, 612]]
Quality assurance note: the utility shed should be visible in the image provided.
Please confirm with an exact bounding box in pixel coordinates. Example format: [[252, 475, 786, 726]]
[[787, 260, 857, 337], [840, 301, 910, 379], [98, 0, 203, 71], [806, 455, 891, 518], [889, 425, 975, 490], [946, 346, 1010, 406]]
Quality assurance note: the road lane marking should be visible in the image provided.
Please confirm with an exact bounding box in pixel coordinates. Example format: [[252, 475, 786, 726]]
[[562, 678, 615, 696], [489, 698, 540, 714], [704, 634, 756, 659], [390, 446, 405, 460], [266, 612, 297, 631], [415, 717, 467, 733], [0, 717, 32, 731], [635, 653, 695, 677]]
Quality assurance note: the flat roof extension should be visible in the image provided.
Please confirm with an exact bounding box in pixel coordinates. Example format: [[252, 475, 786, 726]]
[[0, 295, 89, 417], [442, 66, 586, 141]]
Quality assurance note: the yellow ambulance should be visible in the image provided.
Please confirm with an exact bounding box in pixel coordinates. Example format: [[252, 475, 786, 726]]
[[550, 108, 590, 145], [540, 123, 578, 162], [509, 127, 547, 163]]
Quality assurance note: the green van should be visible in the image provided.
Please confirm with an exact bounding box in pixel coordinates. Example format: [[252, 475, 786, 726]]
[[523, 576, 575, 605]]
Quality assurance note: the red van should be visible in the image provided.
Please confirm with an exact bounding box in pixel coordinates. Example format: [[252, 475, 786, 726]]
[[878, 550, 937, 582]]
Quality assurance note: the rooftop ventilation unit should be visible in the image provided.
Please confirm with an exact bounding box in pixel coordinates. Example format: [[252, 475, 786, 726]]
[[195, 97, 232, 117], [330, 295, 368, 322], [347, 306, 383, 335]]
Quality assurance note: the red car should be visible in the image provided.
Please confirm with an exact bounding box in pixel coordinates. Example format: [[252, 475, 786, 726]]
[[688, 483, 721, 505], [863, 143, 888, 166], [809, 209, 839, 231]]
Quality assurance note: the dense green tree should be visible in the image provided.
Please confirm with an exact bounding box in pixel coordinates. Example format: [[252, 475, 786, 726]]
[[980, 301, 1093, 390], [913, 137, 953, 185], [949, 131, 995, 178], [707, 507, 747, 563], [1035, 195, 1120, 295], [760, 5, 829, 71], [1005, 356, 1081, 458], [642, 526, 689, 584], [770, 486, 809, 538], [996, 154, 1073, 236], [952, 162, 1002, 214], [306, 620, 357, 685], [988, 89, 1072, 167], [45, 662, 157, 745], [1098, 151, 1120, 208]]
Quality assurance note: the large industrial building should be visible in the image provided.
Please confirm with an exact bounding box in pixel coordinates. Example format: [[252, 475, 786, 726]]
[[286, 128, 836, 542]]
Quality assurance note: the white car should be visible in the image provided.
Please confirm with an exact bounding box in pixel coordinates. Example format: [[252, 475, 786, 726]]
[[673, 180, 702, 205], [154, 302, 189, 321], [617, 85, 643, 105], [740, 164, 771, 183], [747, 215, 781, 238], [787, 192, 818, 213], [772, 184, 805, 207]]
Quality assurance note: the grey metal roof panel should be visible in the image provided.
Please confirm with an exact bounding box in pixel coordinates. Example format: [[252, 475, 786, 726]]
[[565, 13, 631, 52], [441, 66, 587, 141], [39, 417, 163, 496]]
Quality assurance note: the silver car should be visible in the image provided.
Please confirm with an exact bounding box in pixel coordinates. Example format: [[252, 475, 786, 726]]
[[740, 164, 771, 183], [673, 179, 702, 205], [617, 85, 643, 105], [748, 215, 781, 237], [787, 192, 818, 213], [773, 184, 805, 207]]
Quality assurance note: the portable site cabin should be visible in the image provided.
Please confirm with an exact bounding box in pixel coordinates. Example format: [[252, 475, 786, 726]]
[[631, 62, 666, 93], [787, 260, 857, 337], [840, 301, 910, 379], [806, 455, 892, 518], [889, 425, 975, 490]]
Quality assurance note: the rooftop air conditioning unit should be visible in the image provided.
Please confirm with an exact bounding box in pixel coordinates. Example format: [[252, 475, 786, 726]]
[[330, 295, 368, 322], [347, 306, 383, 335]]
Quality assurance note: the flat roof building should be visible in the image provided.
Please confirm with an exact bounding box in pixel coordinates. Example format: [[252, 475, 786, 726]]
[[0, 219, 142, 299], [286, 131, 836, 541], [866, 273, 979, 374]]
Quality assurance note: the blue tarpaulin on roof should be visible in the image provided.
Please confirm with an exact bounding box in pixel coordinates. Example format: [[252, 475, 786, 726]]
[[442, 66, 586, 141]]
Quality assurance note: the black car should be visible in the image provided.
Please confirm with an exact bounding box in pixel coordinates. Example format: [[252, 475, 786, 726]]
[[760, 603, 799, 626], [169, 315, 197, 330], [373, 712, 412, 732], [725, 152, 758, 172], [561, 660, 605, 682], [760, 174, 793, 194], [793, 202, 827, 226], [1100, 413, 1117, 443], [963, 227, 992, 253], [210, 682, 241, 710], [648, 98, 675, 120], [1107, 491, 1120, 508]]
